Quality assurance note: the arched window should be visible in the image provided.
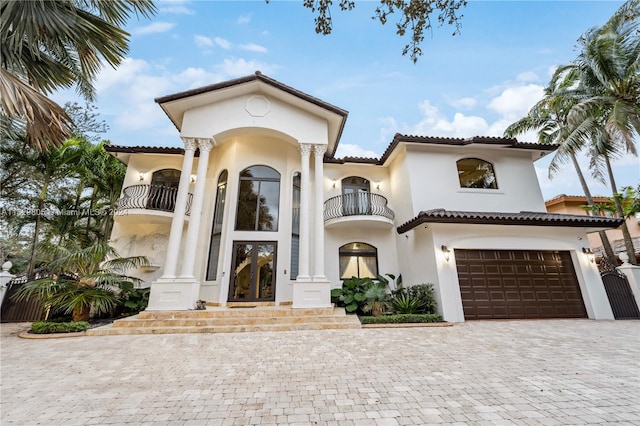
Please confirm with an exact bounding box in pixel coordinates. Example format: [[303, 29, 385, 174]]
[[456, 158, 498, 189], [341, 176, 370, 216], [235, 165, 280, 231], [291, 172, 301, 280], [147, 169, 181, 211], [339, 242, 378, 279], [206, 170, 228, 280]]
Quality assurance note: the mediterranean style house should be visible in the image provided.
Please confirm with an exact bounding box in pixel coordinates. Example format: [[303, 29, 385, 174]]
[[106, 71, 624, 322]]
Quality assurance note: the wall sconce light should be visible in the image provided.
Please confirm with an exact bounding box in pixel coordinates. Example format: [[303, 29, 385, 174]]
[[582, 247, 595, 263], [332, 180, 337, 189], [375, 180, 380, 190], [441, 245, 451, 262], [190, 174, 197, 183], [138, 171, 145, 181]]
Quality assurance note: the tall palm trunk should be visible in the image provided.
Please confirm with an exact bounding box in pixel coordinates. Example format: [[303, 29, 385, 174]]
[[605, 155, 637, 265], [27, 178, 49, 279], [570, 153, 617, 265]]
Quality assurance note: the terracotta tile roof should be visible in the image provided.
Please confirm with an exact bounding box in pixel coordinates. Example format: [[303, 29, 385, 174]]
[[397, 208, 625, 234], [545, 194, 611, 205], [104, 145, 187, 155], [378, 134, 557, 165]]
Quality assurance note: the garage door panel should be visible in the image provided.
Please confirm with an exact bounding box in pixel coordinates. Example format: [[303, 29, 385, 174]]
[[455, 249, 587, 320]]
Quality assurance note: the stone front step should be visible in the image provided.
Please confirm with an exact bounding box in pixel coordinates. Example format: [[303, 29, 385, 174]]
[[86, 306, 361, 336]]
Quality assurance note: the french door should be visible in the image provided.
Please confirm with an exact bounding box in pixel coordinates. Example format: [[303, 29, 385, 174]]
[[228, 241, 277, 302]]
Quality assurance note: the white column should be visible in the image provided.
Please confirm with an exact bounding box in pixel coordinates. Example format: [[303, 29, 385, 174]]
[[180, 138, 215, 278], [313, 144, 327, 281], [161, 138, 197, 278], [297, 143, 311, 281]]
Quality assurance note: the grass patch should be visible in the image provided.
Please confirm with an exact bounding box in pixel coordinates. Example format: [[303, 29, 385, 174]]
[[359, 314, 444, 324], [31, 321, 89, 334]]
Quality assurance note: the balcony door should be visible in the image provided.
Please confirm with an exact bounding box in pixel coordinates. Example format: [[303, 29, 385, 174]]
[[148, 169, 180, 211], [228, 241, 277, 302], [342, 176, 371, 216]]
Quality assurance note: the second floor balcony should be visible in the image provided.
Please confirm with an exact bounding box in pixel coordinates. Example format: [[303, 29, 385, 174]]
[[115, 184, 192, 223], [324, 192, 395, 229]]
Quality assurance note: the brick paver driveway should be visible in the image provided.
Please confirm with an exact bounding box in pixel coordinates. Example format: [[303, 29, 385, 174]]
[[1, 320, 639, 425]]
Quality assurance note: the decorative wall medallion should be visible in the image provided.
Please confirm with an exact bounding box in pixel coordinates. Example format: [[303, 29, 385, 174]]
[[245, 95, 271, 117]]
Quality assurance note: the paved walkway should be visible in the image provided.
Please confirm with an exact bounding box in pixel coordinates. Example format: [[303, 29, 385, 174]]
[[1, 320, 639, 425]]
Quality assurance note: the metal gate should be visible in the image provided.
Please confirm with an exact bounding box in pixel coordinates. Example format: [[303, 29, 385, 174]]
[[0, 277, 46, 323], [601, 270, 640, 319]]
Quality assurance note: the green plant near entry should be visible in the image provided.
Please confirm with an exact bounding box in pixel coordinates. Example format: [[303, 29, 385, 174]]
[[363, 282, 390, 317], [359, 314, 443, 324], [377, 273, 403, 294], [331, 277, 372, 314], [394, 283, 437, 314], [13, 240, 148, 322], [31, 321, 89, 334], [391, 292, 423, 314], [117, 282, 150, 316]]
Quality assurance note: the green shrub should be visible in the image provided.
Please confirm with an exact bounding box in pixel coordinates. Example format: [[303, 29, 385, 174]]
[[331, 277, 374, 314], [31, 321, 89, 334], [359, 314, 443, 324], [117, 282, 150, 316], [407, 283, 437, 314], [391, 292, 423, 314]]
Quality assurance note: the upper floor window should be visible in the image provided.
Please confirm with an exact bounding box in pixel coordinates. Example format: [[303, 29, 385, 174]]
[[235, 165, 280, 231], [457, 158, 498, 189], [342, 176, 371, 215], [339, 242, 378, 279]]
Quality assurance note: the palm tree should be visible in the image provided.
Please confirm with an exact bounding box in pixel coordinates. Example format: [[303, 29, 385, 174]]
[[1, 139, 83, 277], [0, 0, 156, 151], [504, 68, 618, 265], [14, 239, 147, 322], [559, 0, 640, 263]]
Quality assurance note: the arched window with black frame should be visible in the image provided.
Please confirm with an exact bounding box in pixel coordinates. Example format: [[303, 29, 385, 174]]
[[339, 242, 378, 279], [235, 165, 280, 231], [456, 158, 498, 189], [148, 168, 181, 211]]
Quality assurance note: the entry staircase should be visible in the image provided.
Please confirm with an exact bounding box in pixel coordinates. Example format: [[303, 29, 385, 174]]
[[86, 305, 361, 335]]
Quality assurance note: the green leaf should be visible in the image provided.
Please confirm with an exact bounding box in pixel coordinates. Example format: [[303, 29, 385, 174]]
[[345, 303, 358, 313], [354, 293, 365, 302], [343, 294, 354, 304]]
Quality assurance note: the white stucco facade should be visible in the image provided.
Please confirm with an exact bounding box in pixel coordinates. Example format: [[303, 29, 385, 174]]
[[107, 72, 622, 322]]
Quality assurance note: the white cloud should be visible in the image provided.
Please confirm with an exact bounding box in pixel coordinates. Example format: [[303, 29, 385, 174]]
[[215, 37, 232, 49], [486, 84, 544, 121], [335, 144, 379, 159], [132, 22, 176, 35], [237, 15, 251, 25], [516, 71, 539, 83], [194, 35, 214, 48], [240, 43, 268, 53], [159, 3, 195, 15], [175, 67, 221, 89], [95, 58, 149, 93], [217, 58, 275, 77], [448, 97, 476, 109]]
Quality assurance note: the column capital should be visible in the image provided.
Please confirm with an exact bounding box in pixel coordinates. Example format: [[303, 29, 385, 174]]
[[197, 138, 215, 153], [181, 137, 198, 151], [313, 144, 327, 157], [299, 143, 312, 157]]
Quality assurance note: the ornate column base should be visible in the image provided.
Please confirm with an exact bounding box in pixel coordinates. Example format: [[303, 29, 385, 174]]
[[292, 279, 332, 308], [146, 278, 201, 311]]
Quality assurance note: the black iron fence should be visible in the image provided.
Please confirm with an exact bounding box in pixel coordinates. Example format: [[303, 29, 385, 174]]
[[116, 184, 193, 215], [601, 270, 640, 319], [324, 193, 395, 221]]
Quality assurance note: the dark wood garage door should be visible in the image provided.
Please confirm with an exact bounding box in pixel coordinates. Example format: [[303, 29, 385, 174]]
[[455, 250, 587, 320]]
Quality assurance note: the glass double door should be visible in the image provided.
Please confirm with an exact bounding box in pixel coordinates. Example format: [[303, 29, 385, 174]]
[[228, 241, 277, 302]]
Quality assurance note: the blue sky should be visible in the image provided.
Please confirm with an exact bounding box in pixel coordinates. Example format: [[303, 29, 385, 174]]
[[53, 0, 639, 201]]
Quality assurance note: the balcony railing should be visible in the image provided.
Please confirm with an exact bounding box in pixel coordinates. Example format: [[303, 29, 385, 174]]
[[116, 184, 192, 215], [324, 193, 395, 222]]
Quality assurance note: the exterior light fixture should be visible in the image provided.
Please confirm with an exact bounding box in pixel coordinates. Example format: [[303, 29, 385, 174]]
[[441, 245, 451, 262], [139, 171, 145, 181], [332, 180, 337, 189], [190, 174, 197, 183], [375, 180, 380, 190], [582, 247, 595, 263]]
